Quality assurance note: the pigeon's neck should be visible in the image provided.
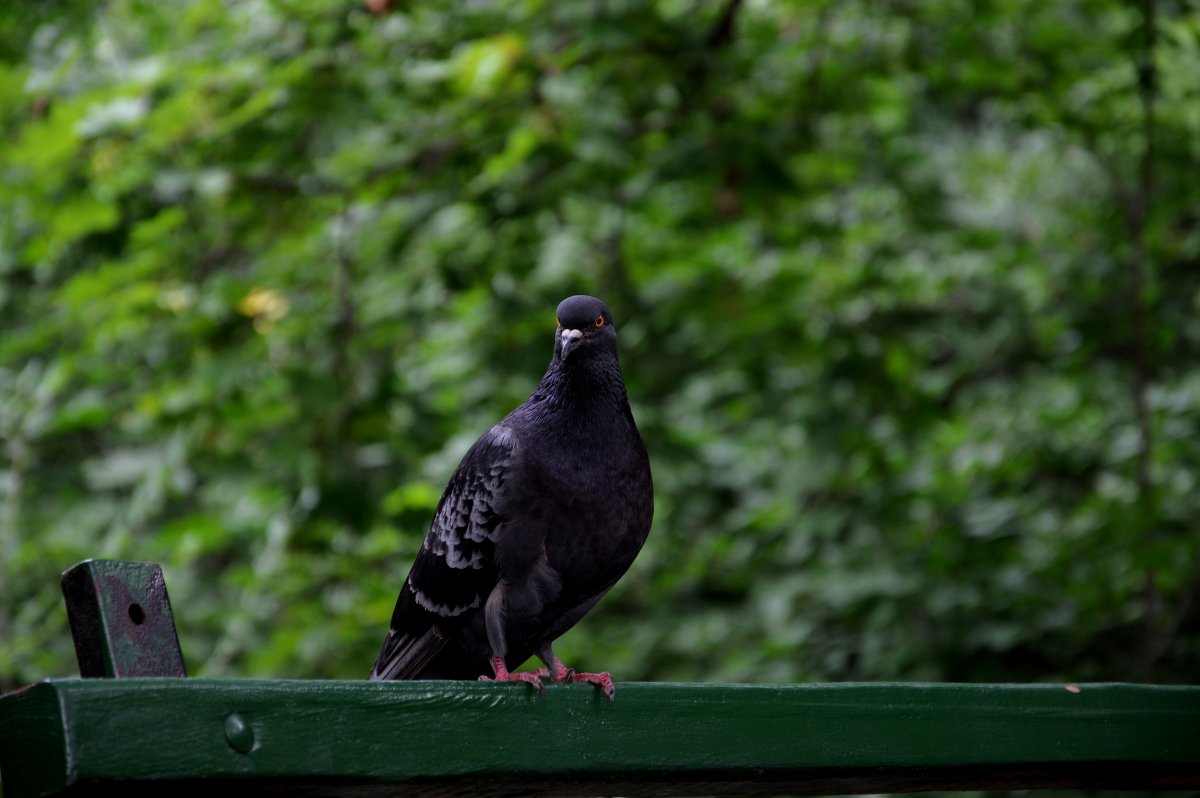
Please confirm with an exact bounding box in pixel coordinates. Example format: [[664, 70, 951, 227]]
[[524, 353, 631, 436]]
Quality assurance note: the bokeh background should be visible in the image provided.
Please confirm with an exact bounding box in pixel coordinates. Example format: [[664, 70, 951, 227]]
[[2, 0, 1199, 692]]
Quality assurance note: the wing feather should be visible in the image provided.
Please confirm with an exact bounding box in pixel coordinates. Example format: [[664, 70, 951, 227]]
[[369, 425, 518, 680]]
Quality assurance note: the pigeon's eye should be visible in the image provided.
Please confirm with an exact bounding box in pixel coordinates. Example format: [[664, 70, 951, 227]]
[[594, 315, 605, 329], [556, 316, 562, 327]]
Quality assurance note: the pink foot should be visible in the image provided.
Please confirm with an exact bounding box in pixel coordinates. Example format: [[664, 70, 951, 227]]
[[568, 667, 614, 700], [572, 670, 616, 702], [540, 655, 615, 701], [478, 656, 545, 693], [542, 657, 575, 683]]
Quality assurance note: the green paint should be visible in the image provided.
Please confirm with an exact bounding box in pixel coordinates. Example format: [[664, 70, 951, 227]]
[[1, 680, 1197, 796], [223, 713, 255, 754], [59, 560, 187, 678]]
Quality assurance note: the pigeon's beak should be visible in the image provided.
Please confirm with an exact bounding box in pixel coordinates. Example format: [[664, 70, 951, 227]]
[[559, 328, 583, 359]]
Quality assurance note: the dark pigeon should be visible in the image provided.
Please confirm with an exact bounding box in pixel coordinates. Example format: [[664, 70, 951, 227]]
[[369, 295, 653, 700]]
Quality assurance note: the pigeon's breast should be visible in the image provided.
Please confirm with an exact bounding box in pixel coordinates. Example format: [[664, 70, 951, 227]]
[[534, 433, 652, 592]]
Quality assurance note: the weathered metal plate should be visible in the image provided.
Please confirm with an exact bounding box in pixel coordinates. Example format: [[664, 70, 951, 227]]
[[60, 560, 187, 679]]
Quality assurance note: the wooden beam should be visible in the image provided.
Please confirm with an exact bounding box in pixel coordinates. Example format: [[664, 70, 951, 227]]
[[1, 679, 1197, 797]]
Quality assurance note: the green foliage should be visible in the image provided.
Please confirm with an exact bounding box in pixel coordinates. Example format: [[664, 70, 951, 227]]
[[2, 0, 1198, 690]]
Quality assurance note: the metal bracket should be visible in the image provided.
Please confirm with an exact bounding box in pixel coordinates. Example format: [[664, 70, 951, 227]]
[[61, 559, 187, 678]]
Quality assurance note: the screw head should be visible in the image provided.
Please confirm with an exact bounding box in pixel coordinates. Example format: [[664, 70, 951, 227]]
[[224, 713, 255, 754]]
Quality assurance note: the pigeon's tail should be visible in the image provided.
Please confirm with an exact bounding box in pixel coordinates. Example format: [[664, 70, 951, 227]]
[[369, 627, 446, 681]]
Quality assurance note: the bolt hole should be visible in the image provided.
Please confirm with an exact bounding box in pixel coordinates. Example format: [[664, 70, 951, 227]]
[[128, 603, 147, 625]]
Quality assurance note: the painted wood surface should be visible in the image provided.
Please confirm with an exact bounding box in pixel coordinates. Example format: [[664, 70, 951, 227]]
[[1, 679, 1197, 797]]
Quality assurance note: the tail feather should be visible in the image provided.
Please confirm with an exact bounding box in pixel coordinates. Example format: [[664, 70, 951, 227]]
[[369, 626, 446, 680]]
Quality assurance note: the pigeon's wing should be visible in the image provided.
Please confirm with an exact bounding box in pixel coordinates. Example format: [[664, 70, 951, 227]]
[[369, 425, 520, 680]]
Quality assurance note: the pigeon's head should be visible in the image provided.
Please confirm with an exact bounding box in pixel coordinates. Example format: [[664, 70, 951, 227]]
[[554, 295, 617, 362]]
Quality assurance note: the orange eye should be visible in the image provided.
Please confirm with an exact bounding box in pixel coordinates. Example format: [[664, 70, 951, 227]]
[[594, 315, 605, 329], [556, 316, 562, 327]]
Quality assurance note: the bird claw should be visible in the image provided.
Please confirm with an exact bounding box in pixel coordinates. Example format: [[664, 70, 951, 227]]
[[571, 670, 616, 702], [482, 657, 614, 700], [480, 657, 546, 693], [541, 656, 613, 700], [479, 670, 546, 693], [542, 659, 575, 683]]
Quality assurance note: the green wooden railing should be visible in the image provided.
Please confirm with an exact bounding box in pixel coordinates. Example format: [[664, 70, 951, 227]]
[[1, 560, 1197, 797]]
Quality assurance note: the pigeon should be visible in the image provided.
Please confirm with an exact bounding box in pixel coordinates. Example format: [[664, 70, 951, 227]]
[[370, 295, 653, 700]]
